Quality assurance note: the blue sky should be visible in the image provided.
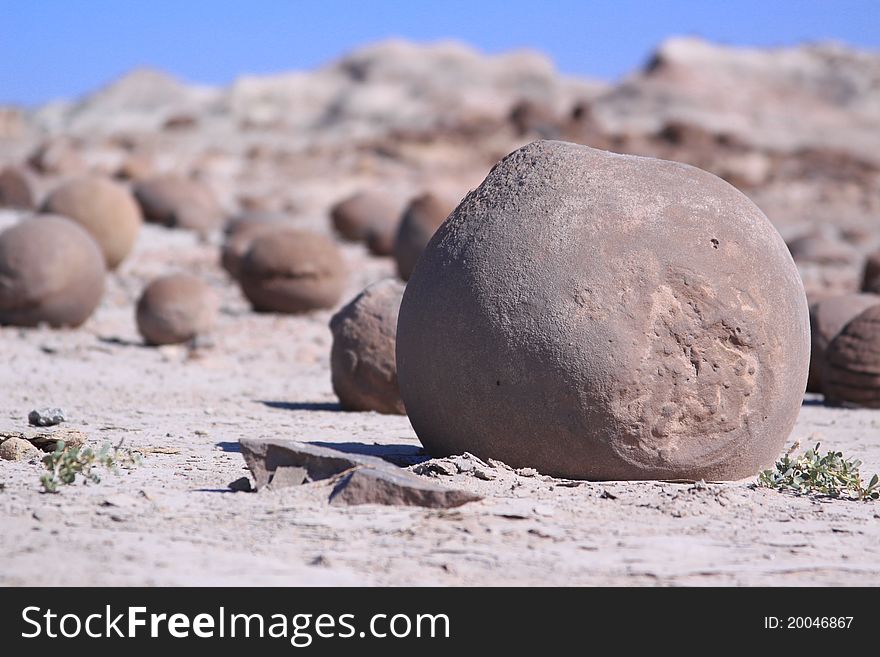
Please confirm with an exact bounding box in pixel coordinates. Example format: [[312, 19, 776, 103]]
[[2, 0, 878, 106]]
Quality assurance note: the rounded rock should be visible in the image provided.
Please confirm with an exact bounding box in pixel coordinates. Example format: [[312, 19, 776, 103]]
[[0, 165, 37, 209], [238, 230, 346, 313], [394, 192, 455, 280], [221, 214, 291, 279], [0, 216, 105, 328], [42, 176, 142, 269], [136, 273, 218, 346], [330, 279, 406, 414], [0, 437, 39, 461], [133, 176, 222, 232], [397, 141, 810, 481], [330, 191, 401, 246], [808, 293, 880, 393], [824, 305, 880, 408]]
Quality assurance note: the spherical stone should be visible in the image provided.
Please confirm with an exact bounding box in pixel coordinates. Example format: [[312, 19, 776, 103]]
[[330, 191, 401, 245], [0, 165, 37, 209], [41, 176, 142, 269], [0, 216, 105, 328], [824, 305, 880, 408], [861, 251, 880, 294], [394, 192, 456, 280], [224, 210, 290, 237], [808, 293, 880, 393], [221, 216, 291, 279], [136, 273, 218, 346], [397, 140, 810, 481], [330, 279, 406, 414], [0, 437, 39, 461], [238, 230, 347, 313], [133, 176, 222, 232]]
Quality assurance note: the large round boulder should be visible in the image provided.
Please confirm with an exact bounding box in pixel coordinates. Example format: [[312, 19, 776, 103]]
[[330, 279, 406, 414], [238, 230, 346, 313], [0, 216, 105, 328], [808, 293, 880, 393], [397, 141, 810, 481], [42, 176, 142, 269], [136, 273, 218, 346]]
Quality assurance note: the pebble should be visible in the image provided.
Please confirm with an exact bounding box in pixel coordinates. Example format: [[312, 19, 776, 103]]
[[28, 408, 66, 427]]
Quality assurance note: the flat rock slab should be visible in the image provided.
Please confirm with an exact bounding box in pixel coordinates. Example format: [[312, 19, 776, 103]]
[[329, 467, 482, 508], [240, 437, 481, 507], [239, 437, 397, 490]]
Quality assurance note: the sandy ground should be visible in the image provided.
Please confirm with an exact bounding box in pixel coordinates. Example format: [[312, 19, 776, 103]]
[[1, 210, 879, 587]]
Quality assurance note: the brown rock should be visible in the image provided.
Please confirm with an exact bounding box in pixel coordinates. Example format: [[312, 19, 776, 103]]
[[329, 467, 481, 508], [133, 175, 223, 232], [136, 273, 218, 346], [861, 251, 880, 294], [42, 176, 142, 269], [238, 230, 346, 313], [0, 165, 37, 209], [808, 293, 880, 392], [397, 141, 810, 481], [330, 191, 401, 246], [824, 305, 880, 407], [394, 192, 455, 280], [330, 279, 406, 414], [220, 212, 291, 279], [0, 216, 105, 328], [0, 437, 39, 461]]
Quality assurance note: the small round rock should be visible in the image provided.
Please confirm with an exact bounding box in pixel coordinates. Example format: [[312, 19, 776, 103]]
[[238, 230, 347, 313], [808, 293, 880, 392], [133, 176, 223, 232], [0, 437, 39, 461], [397, 140, 809, 481], [824, 305, 880, 408], [330, 279, 406, 414], [0, 165, 37, 209], [0, 216, 105, 328], [42, 176, 142, 269], [136, 274, 218, 346], [221, 213, 291, 279], [330, 191, 401, 247], [394, 192, 455, 280]]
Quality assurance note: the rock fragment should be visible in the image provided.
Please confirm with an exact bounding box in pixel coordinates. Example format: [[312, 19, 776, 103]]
[[28, 408, 65, 427], [329, 467, 481, 508], [0, 437, 40, 461], [394, 192, 456, 280]]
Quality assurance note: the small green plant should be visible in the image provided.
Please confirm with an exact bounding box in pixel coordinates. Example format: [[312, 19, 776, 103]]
[[758, 441, 880, 501], [40, 440, 142, 493]]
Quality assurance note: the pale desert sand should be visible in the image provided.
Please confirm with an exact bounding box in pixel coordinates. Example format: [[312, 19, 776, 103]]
[[1, 210, 878, 587]]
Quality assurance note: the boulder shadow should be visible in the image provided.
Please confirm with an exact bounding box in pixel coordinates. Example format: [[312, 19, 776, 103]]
[[215, 441, 240, 453], [258, 400, 342, 412]]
